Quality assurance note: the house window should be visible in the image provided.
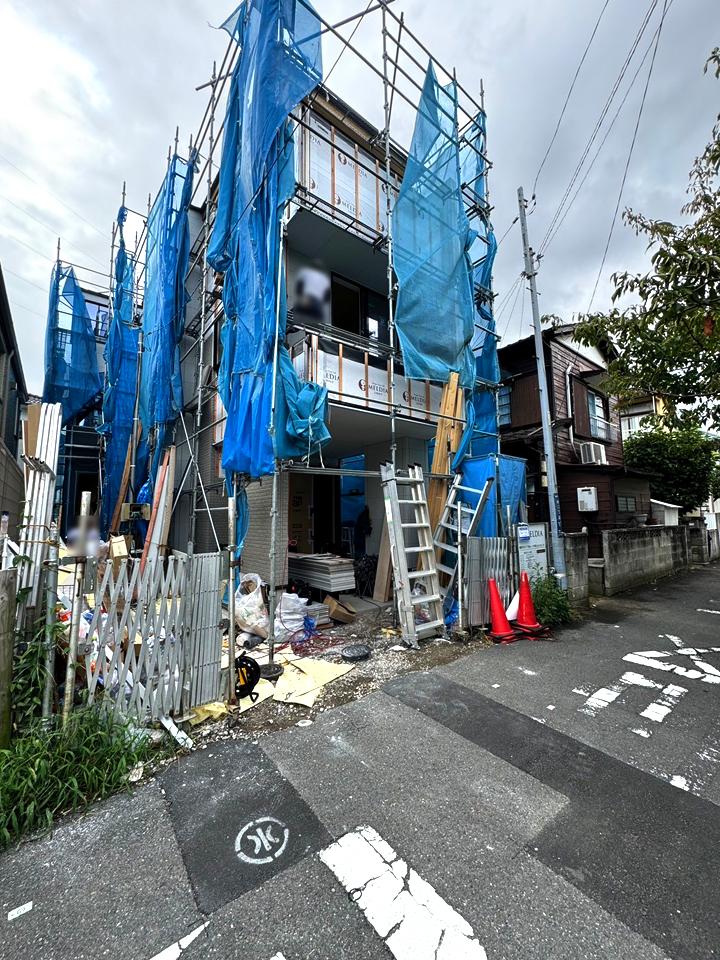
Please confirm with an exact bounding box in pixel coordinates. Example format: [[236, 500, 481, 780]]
[[588, 390, 609, 440], [497, 385, 511, 426], [616, 495, 637, 512]]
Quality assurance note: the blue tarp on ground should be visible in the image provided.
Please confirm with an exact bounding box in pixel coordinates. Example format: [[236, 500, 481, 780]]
[[42, 264, 102, 425], [136, 152, 196, 490], [99, 207, 138, 537], [393, 62, 476, 389], [208, 0, 329, 480], [460, 454, 527, 537]]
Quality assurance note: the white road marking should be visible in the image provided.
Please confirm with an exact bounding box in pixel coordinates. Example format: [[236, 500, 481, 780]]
[[149, 923, 209, 960], [578, 671, 661, 717], [268, 954, 287, 960], [670, 775, 690, 791], [632, 728, 651, 738], [572, 687, 590, 696], [320, 826, 488, 960], [697, 608, 720, 615], [518, 668, 536, 676], [623, 650, 720, 684], [7, 901, 32, 922], [546, 705, 556, 711], [640, 683, 688, 723]]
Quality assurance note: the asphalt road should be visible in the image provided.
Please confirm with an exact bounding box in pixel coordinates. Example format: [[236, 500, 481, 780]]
[[2, 566, 720, 960]]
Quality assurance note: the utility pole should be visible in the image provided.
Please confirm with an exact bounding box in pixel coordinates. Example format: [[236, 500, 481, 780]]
[[517, 187, 567, 585]]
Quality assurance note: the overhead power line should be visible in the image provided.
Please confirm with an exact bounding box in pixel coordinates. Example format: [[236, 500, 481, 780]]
[[541, 3, 673, 255], [0, 150, 108, 240], [587, 0, 670, 310], [532, 0, 612, 196], [538, 0, 662, 254]]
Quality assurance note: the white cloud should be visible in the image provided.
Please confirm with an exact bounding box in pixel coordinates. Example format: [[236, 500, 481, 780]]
[[0, 0, 717, 392]]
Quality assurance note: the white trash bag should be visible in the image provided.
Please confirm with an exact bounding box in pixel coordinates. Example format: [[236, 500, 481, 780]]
[[234, 573, 269, 639]]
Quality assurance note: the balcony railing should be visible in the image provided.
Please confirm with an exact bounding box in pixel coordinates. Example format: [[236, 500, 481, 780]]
[[288, 323, 444, 423], [589, 415, 617, 442]]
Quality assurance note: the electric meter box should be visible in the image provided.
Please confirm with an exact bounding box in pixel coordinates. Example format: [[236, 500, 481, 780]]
[[577, 486, 598, 512]]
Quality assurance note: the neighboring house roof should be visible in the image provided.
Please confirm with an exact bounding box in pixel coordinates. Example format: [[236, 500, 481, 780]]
[[650, 498, 682, 509], [0, 262, 28, 401]]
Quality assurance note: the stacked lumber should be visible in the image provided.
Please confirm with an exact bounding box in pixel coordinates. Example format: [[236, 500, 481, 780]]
[[287, 553, 356, 593]]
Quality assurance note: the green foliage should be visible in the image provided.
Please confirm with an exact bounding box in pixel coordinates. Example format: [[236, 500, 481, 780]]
[[574, 49, 720, 427], [11, 636, 47, 730], [623, 426, 716, 512], [0, 710, 150, 850], [531, 575, 572, 627]]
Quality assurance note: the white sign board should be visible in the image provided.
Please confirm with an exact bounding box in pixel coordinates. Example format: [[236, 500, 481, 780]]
[[517, 522, 548, 579]]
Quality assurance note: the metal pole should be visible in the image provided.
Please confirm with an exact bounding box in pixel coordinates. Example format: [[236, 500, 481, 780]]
[[456, 498, 463, 632], [129, 330, 144, 500], [41, 522, 59, 720], [517, 187, 567, 585], [227, 477, 237, 704], [62, 492, 91, 724], [191, 60, 217, 548], [381, 4, 397, 473], [263, 208, 287, 682]]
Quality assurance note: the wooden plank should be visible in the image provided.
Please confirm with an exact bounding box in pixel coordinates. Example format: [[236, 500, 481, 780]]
[[109, 422, 139, 535], [373, 515, 393, 602], [427, 372, 463, 536], [140, 450, 170, 573]]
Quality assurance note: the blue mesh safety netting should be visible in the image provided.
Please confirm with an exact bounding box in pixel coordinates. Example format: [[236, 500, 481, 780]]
[[454, 110, 503, 464], [42, 264, 102, 425], [99, 207, 138, 537], [137, 153, 196, 490], [460, 454, 527, 537], [393, 63, 476, 389], [208, 0, 329, 480]]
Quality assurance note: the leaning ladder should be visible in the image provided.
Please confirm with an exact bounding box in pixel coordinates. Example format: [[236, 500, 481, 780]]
[[433, 475, 494, 603], [380, 463, 445, 647]]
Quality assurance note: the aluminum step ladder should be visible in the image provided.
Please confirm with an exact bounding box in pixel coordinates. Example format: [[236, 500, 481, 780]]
[[380, 463, 445, 647], [433, 475, 494, 603]]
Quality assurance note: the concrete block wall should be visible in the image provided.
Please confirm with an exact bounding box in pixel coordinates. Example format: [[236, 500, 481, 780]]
[[563, 533, 589, 605], [598, 525, 690, 596], [687, 524, 711, 564]]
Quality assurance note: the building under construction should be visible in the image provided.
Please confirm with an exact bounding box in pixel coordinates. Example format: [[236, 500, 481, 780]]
[[39, 0, 526, 655]]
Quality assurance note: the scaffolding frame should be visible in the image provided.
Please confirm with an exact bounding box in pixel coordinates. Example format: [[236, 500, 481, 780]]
[[81, 1, 502, 642]]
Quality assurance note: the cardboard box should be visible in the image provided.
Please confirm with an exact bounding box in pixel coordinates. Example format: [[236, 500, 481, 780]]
[[323, 595, 357, 624]]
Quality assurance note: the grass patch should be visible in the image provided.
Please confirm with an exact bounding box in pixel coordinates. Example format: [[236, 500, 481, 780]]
[[0, 709, 150, 850], [531, 575, 573, 627]]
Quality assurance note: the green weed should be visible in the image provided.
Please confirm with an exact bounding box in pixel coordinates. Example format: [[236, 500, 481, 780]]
[[531, 575, 572, 627]]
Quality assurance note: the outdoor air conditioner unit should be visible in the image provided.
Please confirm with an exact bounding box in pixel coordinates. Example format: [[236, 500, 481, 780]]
[[579, 442, 607, 465]]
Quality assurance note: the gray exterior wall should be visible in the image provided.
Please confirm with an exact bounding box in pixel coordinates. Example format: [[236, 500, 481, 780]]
[[563, 532, 589, 606], [591, 525, 690, 596]]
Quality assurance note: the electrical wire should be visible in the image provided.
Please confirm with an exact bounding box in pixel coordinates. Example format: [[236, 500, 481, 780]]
[[541, 0, 675, 256], [0, 193, 107, 270], [532, 0, 612, 196], [0, 150, 107, 240], [587, 0, 669, 310], [538, 0, 661, 254]]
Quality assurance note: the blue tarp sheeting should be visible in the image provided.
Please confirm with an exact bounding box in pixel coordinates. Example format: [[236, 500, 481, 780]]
[[208, 0, 329, 480], [460, 454, 527, 537], [393, 62, 476, 389], [42, 264, 102, 425], [99, 207, 138, 537], [453, 110, 503, 464], [137, 153, 196, 490]]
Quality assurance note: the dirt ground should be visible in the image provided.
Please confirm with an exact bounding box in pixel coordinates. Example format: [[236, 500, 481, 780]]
[[192, 605, 493, 746]]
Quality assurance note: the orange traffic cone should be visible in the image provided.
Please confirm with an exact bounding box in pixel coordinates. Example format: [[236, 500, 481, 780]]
[[488, 578, 517, 643], [515, 571, 543, 636]]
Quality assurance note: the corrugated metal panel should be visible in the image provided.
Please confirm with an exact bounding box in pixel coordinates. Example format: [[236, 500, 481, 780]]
[[466, 536, 515, 626]]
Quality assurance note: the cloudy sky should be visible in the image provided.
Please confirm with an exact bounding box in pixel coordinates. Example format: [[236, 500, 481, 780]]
[[0, 0, 717, 394]]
